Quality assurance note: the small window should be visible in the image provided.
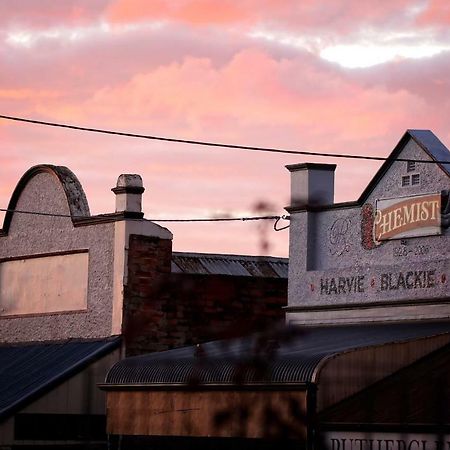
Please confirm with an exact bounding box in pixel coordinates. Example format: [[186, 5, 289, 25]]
[[407, 161, 416, 172], [402, 175, 410, 186], [411, 174, 420, 185]]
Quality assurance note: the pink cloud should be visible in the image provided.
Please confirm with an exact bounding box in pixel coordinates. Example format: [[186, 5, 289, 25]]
[[416, 0, 450, 25], [1, 1, 450, 256], [106, 0, 248, 25], [105, 0, 422, 33], [0, 0, 108, 29]]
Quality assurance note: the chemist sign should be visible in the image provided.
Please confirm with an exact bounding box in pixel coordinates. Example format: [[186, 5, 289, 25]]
[[374, 193, 441, 242]]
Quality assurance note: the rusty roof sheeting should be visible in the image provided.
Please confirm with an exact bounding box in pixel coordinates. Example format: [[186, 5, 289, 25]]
[[171, 252, 288, 278]]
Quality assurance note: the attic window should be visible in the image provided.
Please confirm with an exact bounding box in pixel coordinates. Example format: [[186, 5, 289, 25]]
[[407, 161, 416, 172], [402, 176, 410, 187], [411, 174, 420, 185]]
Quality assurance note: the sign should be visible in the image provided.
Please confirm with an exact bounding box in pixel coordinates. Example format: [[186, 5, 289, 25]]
[[0, 252, 88, 316], [374, 193, 441, 242], [318, 269, 442, 296], [323, 431, 450, 450]]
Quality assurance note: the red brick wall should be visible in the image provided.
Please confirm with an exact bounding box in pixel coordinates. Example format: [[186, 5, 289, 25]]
[[123, 235, 287, 356]]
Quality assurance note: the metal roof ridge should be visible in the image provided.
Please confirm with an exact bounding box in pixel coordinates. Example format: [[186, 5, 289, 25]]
[[172, 251, 288, 262]]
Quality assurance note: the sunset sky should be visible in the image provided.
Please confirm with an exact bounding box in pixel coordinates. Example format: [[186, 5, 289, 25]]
[[1, 0, 449, 256]]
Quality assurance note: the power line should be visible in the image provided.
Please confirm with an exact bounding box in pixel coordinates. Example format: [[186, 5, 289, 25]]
[[1, 114, 448, 164], [0, 208, 289, 230]]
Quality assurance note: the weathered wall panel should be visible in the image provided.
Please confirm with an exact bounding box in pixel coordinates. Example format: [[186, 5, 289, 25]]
[[0, 252, 88, 316], [107, 390, 307, 439]]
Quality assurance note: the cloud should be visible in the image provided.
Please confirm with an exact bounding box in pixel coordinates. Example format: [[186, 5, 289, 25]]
[[0, 0, 108, 29], [106, 0, 419, 31], [106, 0, 249, 25], [416, 0, 450, 26], [1, 0, 450, 256]]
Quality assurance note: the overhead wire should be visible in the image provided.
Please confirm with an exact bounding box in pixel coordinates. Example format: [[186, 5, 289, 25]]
[[2, 113, 447, 234], [0, 114, 448, 164], [0, 208, 290, 230]]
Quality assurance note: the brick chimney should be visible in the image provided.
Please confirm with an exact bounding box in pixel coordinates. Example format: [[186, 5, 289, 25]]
[[286, 163, 336, 208], [112, 174, 145, 218]]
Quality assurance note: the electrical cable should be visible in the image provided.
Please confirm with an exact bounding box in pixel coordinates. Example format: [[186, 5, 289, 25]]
[[0, 207, 290, 230], [1, 114, 448, 164], [273, 216, 290, 231]]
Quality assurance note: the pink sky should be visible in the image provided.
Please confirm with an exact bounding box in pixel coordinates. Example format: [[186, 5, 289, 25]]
[[1, 0, 449, 256]]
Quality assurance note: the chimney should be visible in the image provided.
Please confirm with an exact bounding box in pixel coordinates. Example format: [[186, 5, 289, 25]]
[[286, 163, 336, 208], [112, 174, 145, 218]]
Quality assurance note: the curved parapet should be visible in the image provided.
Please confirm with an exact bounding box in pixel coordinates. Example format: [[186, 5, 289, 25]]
[[1, 164, 90, 234]]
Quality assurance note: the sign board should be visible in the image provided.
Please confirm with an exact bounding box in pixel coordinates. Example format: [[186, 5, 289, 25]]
[[374, 193, 441, 242], [323, 431, 450, 450], [0, 252, 88, 316]]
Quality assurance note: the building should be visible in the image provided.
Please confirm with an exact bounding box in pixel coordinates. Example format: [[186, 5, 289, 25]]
[[0, 165, 288, 449], [102, 130, 450, 450]]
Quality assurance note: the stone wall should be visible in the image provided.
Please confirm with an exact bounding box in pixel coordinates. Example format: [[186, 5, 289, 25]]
[[123, 234, 287, 356]]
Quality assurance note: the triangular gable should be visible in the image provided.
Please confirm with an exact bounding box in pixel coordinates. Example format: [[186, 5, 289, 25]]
[[358, 130, 450, 203]]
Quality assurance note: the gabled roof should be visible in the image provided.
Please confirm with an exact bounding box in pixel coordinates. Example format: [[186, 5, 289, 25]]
[[104, 322, 450, 387], [172, 252, 288, 278], [0, 337, 120, 420], [359, 129, 450, 203]]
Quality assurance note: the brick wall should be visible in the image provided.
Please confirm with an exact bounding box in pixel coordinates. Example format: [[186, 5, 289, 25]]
[[123, 235, 287, 356]]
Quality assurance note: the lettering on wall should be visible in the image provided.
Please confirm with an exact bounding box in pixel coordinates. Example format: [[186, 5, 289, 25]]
[[380, 270, 435, 291], [318, 270, 443, 295], [329, 218, 352, 256], [321, 276, 365, 295], [324, 432, 450, 450], [374, 193, 441, 241]]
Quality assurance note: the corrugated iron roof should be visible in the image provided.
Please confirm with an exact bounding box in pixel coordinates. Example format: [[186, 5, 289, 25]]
[[171, 252, 288, 278], [0, 337, 120, 419], [104, 322, 450, 387]]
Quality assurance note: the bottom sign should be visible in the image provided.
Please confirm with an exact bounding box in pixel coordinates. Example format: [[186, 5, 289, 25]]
[[322, 431, 450, 450]]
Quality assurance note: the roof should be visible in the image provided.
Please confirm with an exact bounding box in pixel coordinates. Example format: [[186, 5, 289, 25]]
[[0, 337, 120, 420], [287, 130, 450, 214], [408, 129, 450, 176], [171, 252, 288, 278], [104, 321, 450, 387], [359, 129, 450, 203]]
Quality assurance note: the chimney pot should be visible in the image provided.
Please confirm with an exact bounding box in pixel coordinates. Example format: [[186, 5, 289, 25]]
[[112, 174, 145, 216]]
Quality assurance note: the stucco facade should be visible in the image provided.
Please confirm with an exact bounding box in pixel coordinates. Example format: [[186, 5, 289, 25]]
[[0, 165, 172, 343], [286, 130, 450, 324], [0, 163, 288, 449]]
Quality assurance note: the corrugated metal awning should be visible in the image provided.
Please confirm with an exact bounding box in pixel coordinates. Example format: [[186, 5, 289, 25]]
[[0, 337, 120, 419], [104, 322, 450, 387]]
